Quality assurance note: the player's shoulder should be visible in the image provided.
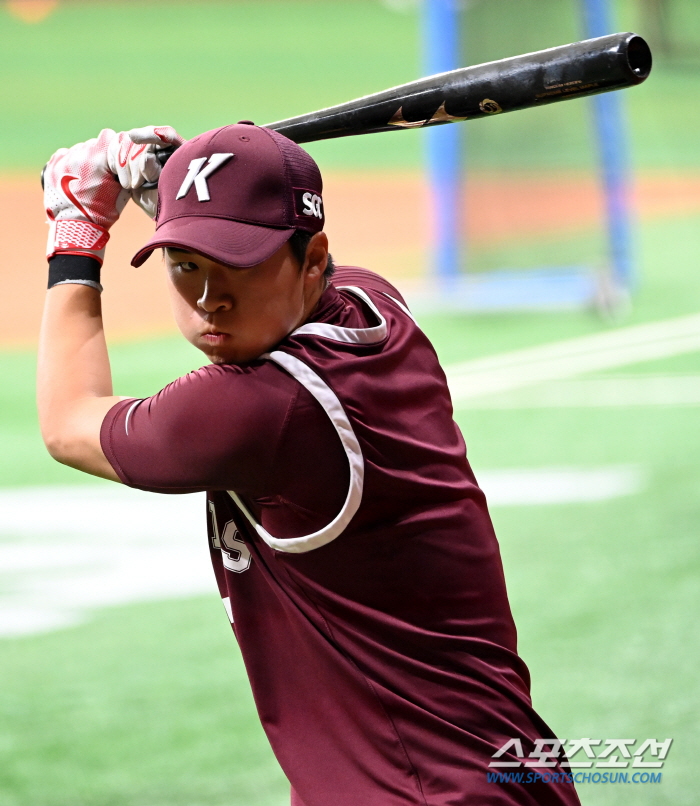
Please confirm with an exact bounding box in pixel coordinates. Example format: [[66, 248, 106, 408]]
[[166, 359, 293, 390], [331, 266, 409, 309], [148, 358, 301, 418]]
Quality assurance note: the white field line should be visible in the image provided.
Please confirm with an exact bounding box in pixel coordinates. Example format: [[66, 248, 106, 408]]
[[0, 485, 212, 637], [456, 374, 700, 409], [0, 471, 643, 638], [479, 465, 643, 506], [444, 312, 700, 401]]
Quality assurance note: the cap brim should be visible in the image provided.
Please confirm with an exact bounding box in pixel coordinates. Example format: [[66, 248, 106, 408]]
[[131, 216, 295, 268]]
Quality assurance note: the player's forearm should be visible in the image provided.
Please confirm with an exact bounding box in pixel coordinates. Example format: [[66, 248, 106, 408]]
[[37, 128, 184, 480], [37, 283, 121, 478]]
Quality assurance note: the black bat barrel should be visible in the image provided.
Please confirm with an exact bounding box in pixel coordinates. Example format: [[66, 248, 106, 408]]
[[266, 32, 651, 143]]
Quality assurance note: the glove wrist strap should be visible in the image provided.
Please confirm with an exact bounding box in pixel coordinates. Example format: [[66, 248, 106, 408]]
[[48, 254, 103, 293], [46, 219, 110, 265]]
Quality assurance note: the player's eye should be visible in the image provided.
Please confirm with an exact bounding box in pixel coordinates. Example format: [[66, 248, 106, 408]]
[[177, 261, 199, 272]]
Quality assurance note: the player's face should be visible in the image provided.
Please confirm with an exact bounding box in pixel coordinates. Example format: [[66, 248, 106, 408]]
[[164, 237, 327, 365]]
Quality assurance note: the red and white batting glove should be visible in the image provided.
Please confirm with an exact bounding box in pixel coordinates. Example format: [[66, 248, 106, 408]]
[[108, 125, 185, 219], [44, 126, 185, 265], [44, 129, 130, 265]]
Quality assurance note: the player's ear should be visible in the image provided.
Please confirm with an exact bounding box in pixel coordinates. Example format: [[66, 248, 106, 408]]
[[302, 232, 329, 284]]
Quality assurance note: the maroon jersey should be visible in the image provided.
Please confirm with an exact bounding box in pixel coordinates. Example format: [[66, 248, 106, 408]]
[[101, 267, 579, 806]]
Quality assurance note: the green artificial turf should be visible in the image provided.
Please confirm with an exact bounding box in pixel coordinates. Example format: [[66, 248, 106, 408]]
[[0, 0, 422, 172], [0, 597, 289, 806]]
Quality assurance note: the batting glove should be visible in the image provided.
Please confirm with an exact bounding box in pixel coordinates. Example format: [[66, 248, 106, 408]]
[[44, 126, 185, 265], [44, 129, 129, 265], [111, 125, 185, 219]]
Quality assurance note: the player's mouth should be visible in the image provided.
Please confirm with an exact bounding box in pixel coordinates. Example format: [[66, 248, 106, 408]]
[[200, 330, 230, 346]]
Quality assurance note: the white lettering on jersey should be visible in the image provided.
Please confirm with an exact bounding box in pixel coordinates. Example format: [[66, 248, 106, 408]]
[[209, 502, 251, 572], [302, 191, 323, 218], [220, 520, 252, 573], [176, 153, 234, 202], [208, 500, 222, 548]]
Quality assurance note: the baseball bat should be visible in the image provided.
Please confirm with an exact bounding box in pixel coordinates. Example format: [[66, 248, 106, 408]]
[[265, 31, 650, 141], [41, 32, 651, 190]]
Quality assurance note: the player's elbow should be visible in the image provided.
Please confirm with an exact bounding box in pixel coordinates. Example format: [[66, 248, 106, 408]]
[[39, 407, 119, 482], [41, 426, 77, 466], [37, 402, 79, 465]]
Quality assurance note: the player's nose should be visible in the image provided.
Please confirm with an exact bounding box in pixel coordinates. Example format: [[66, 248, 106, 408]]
[[197, 274, 233, 313]]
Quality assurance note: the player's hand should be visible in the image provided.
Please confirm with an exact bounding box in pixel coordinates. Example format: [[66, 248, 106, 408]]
[[44, 129, 131, 264], [44, 126, 185, 264], [120, 125, 185, 219]]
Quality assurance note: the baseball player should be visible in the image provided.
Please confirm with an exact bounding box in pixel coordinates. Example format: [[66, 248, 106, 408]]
[[38, 123, 580, 806]]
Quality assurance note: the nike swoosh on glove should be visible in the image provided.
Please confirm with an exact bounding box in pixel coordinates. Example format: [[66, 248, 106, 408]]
[[44, 126, 185, 264]]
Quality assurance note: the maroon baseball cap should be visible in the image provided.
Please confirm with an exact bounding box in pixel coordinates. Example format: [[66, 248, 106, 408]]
[[131, 122, 325, 268]]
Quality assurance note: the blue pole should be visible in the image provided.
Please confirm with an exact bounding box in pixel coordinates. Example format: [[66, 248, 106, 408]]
[[582, 0, 635, 290], [423, 0, 463, 283]]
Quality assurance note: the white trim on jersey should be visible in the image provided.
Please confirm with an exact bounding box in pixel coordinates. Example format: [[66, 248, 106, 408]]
[[228, 351, 364, 554], [226, 285, 399, 554], [124, 399, 142, 436], [222, 596, 234, 624], [382, 292, 417, 323], [292, 286, 387, 344]]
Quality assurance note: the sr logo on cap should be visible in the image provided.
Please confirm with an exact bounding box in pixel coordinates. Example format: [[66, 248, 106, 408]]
[[176, 153, 234, 202], [294, 188, 324, 220]]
